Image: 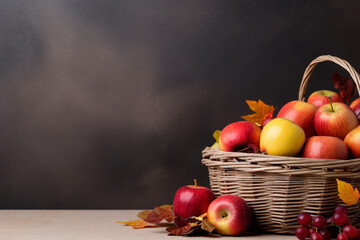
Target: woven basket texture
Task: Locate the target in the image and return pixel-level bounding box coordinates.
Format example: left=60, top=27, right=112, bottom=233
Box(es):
left=202, top=55, right=360, bottom=234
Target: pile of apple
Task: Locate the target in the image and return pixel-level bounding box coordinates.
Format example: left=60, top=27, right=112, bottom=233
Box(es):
left=220, top=90, right=360, bottom=159
left=173, top=180, right=251, bottom=236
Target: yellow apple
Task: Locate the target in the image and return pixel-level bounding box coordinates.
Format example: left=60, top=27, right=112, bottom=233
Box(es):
left=260, top=118, right=305, bottom=156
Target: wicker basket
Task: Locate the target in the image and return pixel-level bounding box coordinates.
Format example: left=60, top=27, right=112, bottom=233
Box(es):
left=202, top=55, right=360, bottom=234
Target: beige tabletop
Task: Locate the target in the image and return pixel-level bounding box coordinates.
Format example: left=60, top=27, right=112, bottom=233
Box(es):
left=0, top=210, right=295, bottom=239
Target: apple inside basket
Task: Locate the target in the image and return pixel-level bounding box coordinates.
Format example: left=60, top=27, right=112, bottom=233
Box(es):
left=202, top=55, right=360, bottom=234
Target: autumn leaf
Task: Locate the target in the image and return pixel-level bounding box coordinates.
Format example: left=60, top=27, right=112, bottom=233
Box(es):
left=211, top=130, right=221, bottom=149
left=119, top=204, right=174, bottom=229
left=241, top=100, right=275, bottom=126
left=137, top=210, right=152, bottom=219
left=332, top=72, right=356, bottom=104
left=117, top=219, right=158, bottom=229
left=337, top=179, right=360, bottom=206
left=201, top=219, right=215, bottom=233
left=159, top=204, right=172, bottom=209
left=145, top=206, right=175, bottom=224
left=191, top=213, right=208, bottom=221
left=166, top=224, right=192, bottom=236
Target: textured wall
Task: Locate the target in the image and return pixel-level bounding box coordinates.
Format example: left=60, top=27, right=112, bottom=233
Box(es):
left=1, top=0, right=360, bottom=208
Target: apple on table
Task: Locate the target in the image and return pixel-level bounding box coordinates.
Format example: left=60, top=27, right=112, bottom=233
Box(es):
left=207, top=195, right=251, bottom=236
left=172, top=179, right=214, bottom=227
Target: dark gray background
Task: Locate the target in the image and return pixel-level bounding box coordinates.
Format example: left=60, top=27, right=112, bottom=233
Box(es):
left=1, top=0, right=360, bottom=209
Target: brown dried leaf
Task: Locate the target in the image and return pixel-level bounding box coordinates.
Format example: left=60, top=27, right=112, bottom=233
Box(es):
left=191, top=213, right=208, bottom=221
left=145, top=206, right=175, bottom=224
left=201, top=219, right=215, bottom=233
left=117, top=219, right=158, bottom=229
left=137, top=210, right=152, bottom=220
left=332, top=72, right=356, bottom=103
left=166, top=224, right=192, bottom=236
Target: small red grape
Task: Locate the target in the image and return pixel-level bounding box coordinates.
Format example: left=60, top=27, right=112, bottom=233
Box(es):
left=309, top=228, right=316, bottom=235
left=343, top=225, right=358, bottom=239
left=326, top=216, right=333, bottom=225
left=333, top=212, right=349, bottom=226
left=320, top=229, right=332, bottom=240
left=313, top=216, right=326, bottom=228
left=311, top=232, right=324, bottom=240
left=337, top=233, right=349, bottom=240
left=298, top=212, right=313, bottom=226
left=334, top=205, right=348, bottom=215
left=295, top=226, right=309, bottom=240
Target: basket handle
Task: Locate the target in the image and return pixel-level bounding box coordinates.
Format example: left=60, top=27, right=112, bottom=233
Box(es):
left=298, top=55, right=360, bottom=101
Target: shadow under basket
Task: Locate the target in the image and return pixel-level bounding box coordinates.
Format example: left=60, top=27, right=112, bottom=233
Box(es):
left=202, top=147, right=360, bottom=234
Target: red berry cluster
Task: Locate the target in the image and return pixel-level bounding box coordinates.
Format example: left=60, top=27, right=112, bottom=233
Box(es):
left=296, top=206, right=360, bottom=240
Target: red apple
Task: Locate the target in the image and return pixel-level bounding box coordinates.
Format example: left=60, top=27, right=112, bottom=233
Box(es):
left=302, top=136, right=349, bottom=160
left=350, top=98, right=360, bottom=119
left=207, top=195, right=251, bottom=236
left=314, top=102, right=358, bottom=139
left=173, top=180, right=214, bottom=227
left=344, top=126, right=360, bottom=158
left=307, top=90, right=343, bottom=108
left=219, top=121, right=261, bottom=152
left=277, top=100, right=317, bottom=139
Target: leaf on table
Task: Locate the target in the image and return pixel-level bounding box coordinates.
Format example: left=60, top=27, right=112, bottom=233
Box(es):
left=332, top=72, right=356, bottom=103
left=337, top=178, right=360, bottom=206
left=145, top=206, right=175, bottom=224
left=200, top=219, right=215, bottom=233
left=211, top=130, right=221, bottom=149
left=241, top=100, right=275, bottom=126
left=117, top=219, right=158, bottom=229
left=191, top=213, right=208, bottom=221
left=166, top=224, right=193, bottom=236
left=119, top=204, right=174, bottom=229
left=137, top=210, right=152, bottom=220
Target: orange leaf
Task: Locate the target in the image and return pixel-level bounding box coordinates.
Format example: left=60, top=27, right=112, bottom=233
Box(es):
left=241, top=100, right=275, bottom=126
left=137, top=210, right=152, bottom=219
left=117, top=219, right=158, bottom=229
left=159, top=204, right=172, bottom=209
left=337, top=179, right=360, bottom=206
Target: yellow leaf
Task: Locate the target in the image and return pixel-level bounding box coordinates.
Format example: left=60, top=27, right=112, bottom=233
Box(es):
left=192, top=213, right=208, bottom=221
left=211, top=130, right=221, bottom=149
left=241, top=100, right=275, bottom=126
left=337, top=179, right=360, bottom=206
left=117, top=219, right=158, bottom=229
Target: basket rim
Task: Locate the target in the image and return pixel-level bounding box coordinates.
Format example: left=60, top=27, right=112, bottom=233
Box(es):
left=202, top=147, right=360, bottom=177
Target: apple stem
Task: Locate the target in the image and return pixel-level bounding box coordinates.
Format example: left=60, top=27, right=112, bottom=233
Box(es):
left=194, top=179, right=197, bottom=189
left=328, top=97, right=334, bottom=112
